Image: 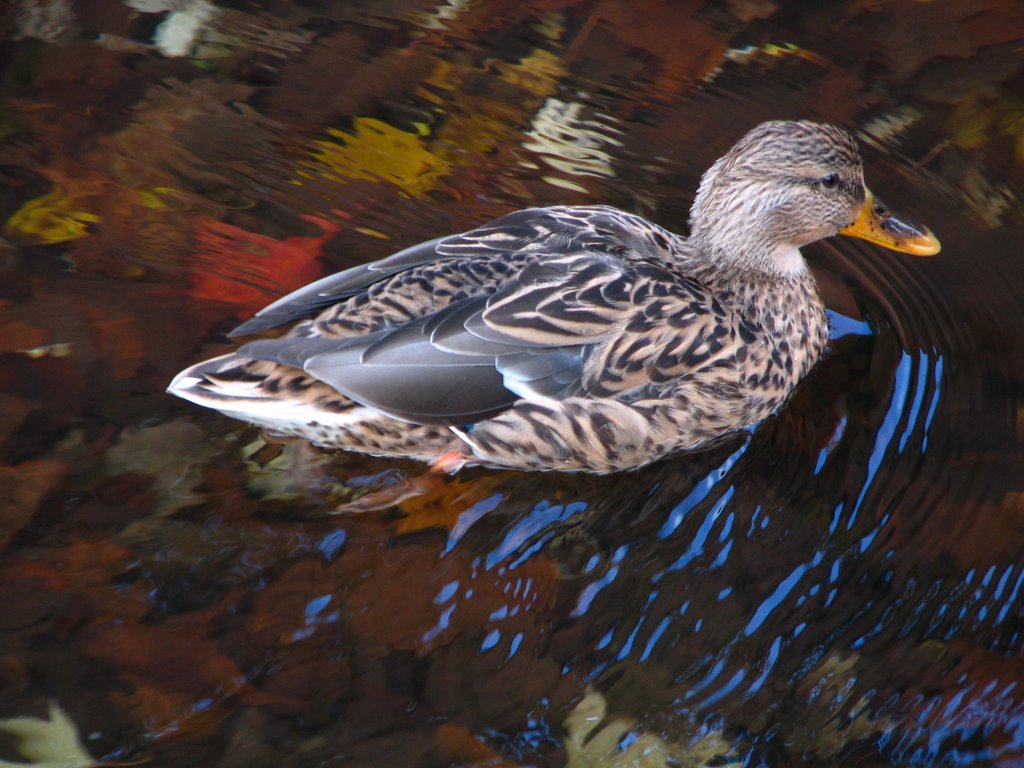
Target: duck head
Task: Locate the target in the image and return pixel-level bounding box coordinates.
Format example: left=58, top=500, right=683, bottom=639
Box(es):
left=688, top=120, right=940, bottom=276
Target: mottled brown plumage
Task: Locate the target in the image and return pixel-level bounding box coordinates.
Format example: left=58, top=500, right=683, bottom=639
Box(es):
left=168, top=121, right=939, bottom=473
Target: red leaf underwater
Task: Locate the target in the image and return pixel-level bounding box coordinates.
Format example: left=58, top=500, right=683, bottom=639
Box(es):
left=189, top=214, right=340, bottom=315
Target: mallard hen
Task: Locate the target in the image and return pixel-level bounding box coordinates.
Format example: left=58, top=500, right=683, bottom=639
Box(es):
left=168, top=120, right=939, bottom=473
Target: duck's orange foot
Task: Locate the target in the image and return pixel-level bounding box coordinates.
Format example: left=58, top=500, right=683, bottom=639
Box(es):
left=430, top=450, right=470, bottom=475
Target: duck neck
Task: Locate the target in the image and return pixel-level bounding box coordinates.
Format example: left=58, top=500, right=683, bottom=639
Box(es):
left=688, top=165, right=815, bottom=279
left=686, top=241, right=823, bottom=335
left=690, top=229, right=810, bottom=281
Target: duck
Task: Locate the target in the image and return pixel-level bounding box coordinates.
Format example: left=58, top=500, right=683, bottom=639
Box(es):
left=168, top=120, right=940, bottom=473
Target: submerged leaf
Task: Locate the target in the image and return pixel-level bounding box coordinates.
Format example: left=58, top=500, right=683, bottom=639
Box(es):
left=0, top=702, right=95, bottom=768
left=242, top=437, right=342, bottom=502
left=4, top=187, right=100, bottom=245
left=189, top=214, right=338, bottom=314
left=563, top=688, right=739, bottom=768
left=306, top=119, right=450, bottom=197
left=105, top=419, right=217, bottom=515
left=0, top=459, right=67, bottom=551
left=388, top=476, right=502, bottom=533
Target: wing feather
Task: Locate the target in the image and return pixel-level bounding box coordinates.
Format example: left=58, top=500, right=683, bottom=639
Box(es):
left=225, top=206, right=724, bottom=425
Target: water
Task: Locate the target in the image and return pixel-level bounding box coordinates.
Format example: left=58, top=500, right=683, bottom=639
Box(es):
left=1, top=1, right=1022, bottom=765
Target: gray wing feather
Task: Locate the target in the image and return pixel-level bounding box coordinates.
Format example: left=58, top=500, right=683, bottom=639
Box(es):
left=495, top=349, right=585, bottom=399
left=238, top=336, right=358, bottom=368
left=235, top=281, right=600, bottom=425
left=306, top=352, right=514, bottom=425
left=294, top=256, right=624, bottom=423
left=228, top=206, right=696, bottom=424
left=427, top=297, right=525, bottom=356
left=496, top=350, right=584, bottom=383
left=304, top=313, right=515, bottom=424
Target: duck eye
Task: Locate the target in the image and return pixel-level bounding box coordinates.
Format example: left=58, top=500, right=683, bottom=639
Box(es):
left=820, top=173, right=840, bottom=189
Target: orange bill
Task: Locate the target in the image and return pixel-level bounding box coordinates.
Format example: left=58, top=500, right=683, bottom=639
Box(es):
left=839, top=189, right=941, bottom=256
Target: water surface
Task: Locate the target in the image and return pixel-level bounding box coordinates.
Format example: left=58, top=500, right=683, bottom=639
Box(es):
left=1, top=1, right=1023, bottom=766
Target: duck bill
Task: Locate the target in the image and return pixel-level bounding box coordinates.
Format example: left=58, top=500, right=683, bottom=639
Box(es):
left=839, top=189, right=941, bottom=256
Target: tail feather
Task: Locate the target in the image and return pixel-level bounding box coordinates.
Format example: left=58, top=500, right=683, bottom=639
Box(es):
left=167, top=353, right=468, bottom=462
left=167, top=353, right=367, bottom=432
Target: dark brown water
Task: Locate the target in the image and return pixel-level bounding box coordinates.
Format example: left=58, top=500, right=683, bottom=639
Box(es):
left=1, top=1, right=1023, bottom=766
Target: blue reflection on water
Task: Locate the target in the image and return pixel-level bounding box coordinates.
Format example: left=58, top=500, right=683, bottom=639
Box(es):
left=746, top=635, right=782, bottom=697
left=445, top=493, right=505, bottom=553
left=616, top=590, right=659, bottom=661
left=421, top=603, right=456, bottom=644
left=657, top=439, right=749, bottom=540
left=702, top=667, right=746, bottom=708
left=639, top=615, right=673, bottom=663
left=435, top=579, right=460, bottom=604
left=573, top=545, right=629, bottom=618
left=484, top=315, right=975, bottom=762
left=899, top=353, right=930, bottom=452
left=828, top=310, right=872, bottom=339
left=997, top=568, right=1024, bottom=625
left=658, top=486, right=736, bottom=580
left=743, top=550, right=825, bottom=638
left=481, top=628, right=500, bottom=651
left=922, top=355, right=944, bottom=452
left=317, top=529, right=346, bottom=559
left=848, top=351, right=912, bottom=530
left=486, top=499, right=587, bottom=570
left=507, top=632, right=524, bottom=660
left=890, top=682, right=1024, bottom=767
left=844, top=349, right=944, bottom=534
left=305, top=594, right=332, bottom=620
left=814, top=414, right=847, bottom=475
left=686, top=657, right=726, bottom=700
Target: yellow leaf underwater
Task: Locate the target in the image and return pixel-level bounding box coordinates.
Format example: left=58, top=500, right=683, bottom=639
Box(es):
left=949, top=95, right=1024, bottom=159
left=301, top=118, right=450, bottom=198
left=305, top=118, right=450, bottom=197
left=5, top=187, right=100, bottom=245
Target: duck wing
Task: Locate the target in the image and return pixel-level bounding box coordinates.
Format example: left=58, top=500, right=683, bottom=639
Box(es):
left=229, top=205, right=679, bottom=337
left=238, top=251, right=650, bottom=426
